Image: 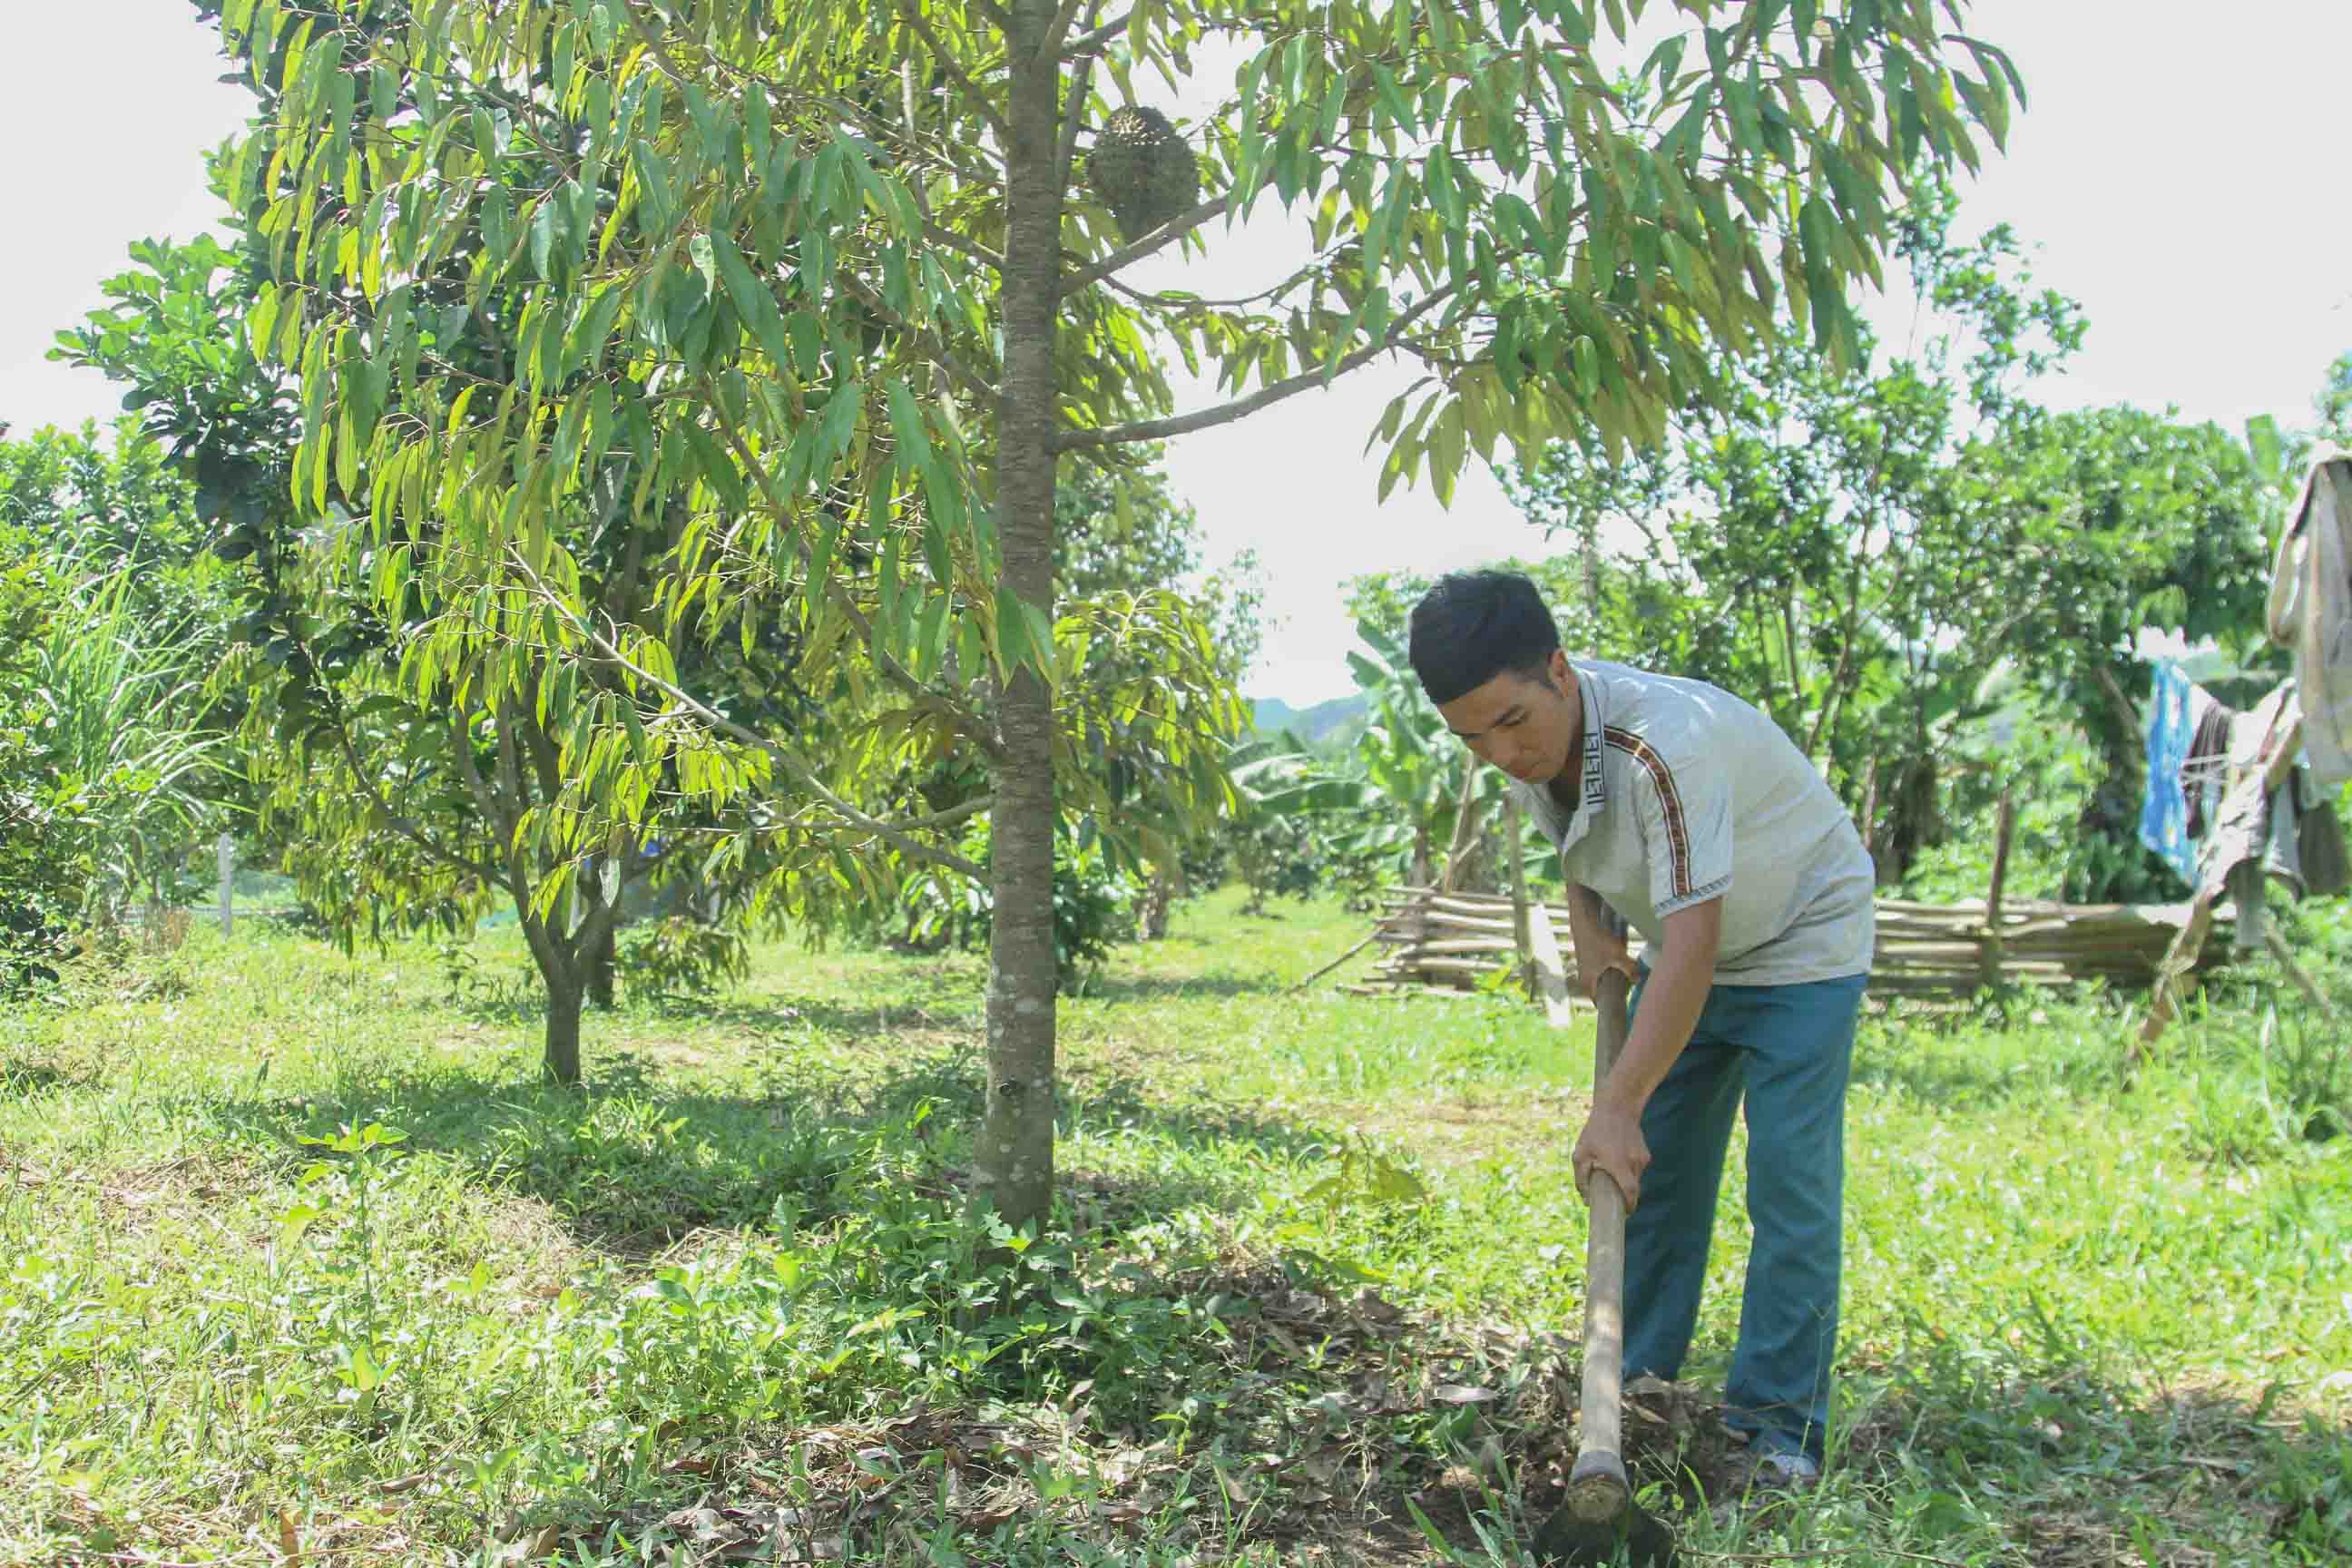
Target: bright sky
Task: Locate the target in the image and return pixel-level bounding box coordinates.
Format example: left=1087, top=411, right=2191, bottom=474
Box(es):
left=5, top=3, right=2348, bottom=702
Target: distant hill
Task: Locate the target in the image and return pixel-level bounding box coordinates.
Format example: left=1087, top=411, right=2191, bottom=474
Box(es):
left=1251, top=692, right=1369, bottom=748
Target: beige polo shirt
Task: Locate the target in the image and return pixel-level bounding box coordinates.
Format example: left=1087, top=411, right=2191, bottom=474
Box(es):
left=1511, top=660, right=1875, bottom=985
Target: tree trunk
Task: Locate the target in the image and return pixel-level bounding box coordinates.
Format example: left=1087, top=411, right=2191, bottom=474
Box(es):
left=1781, top=593, right=1805, bottom=699
left=1142, top=864, right=1180, bottom=939
left=974, top=0, right=1063, bottom=1238
left=543, top=969, right=584, bottom=1088
left=1580, top=518, right=1602, bottom=628
left=2073, top=662, right=2151, bottom=901
left=1438, top=751, right=1484, bottom=894
left=1877, top=753, right=1941, bottom=888
left=586, top=921, right=617, bottom=1010
left=518, top=908, right=587, bottom=1086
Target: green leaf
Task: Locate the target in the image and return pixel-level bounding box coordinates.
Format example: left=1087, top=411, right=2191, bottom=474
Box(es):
left=818, top=381, right=863, bottom=466
left=336, top=402, right=359, bottom=503
left=885, top=380, right=932, bottom=481
left=710, top=231, right=791, bottom=368
left=913, top=591, right=950, bottom=681
left=683, top=421, right=747, bottom=514
left=2246, top=415, right=2285, bottom=489
left=249, top=285, right=283, bottom=362
left=531, top=195, right=561, bottom=281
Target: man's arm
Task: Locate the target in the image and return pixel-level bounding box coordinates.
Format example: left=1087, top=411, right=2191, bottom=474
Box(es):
left=1563, top=881, right=1639, bottom=1001
left=1571, top=895, right=1722, bottom=1210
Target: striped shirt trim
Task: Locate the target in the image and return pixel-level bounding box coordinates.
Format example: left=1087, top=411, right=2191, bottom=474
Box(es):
left=1605, top=726, right=1692, bottom=900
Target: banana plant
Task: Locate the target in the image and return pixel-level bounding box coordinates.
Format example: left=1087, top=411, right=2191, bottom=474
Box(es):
left=1237, top=620, right=1553, bottom=896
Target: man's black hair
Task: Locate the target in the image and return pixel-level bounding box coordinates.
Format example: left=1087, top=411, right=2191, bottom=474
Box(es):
left=1407, top=571, right=1562, bottom=705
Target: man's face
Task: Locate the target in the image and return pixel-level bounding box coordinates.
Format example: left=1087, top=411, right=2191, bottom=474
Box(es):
left=1434, top=650, right=1578, bottom=786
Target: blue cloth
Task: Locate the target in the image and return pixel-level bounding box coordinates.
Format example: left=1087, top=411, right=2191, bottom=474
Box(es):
left=1620, top=968, right=1868, bottom=1465
left=2139, top=661, right=2199, bottom=886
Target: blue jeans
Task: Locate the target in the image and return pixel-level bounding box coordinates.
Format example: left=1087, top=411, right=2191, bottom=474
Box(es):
left=1620, top=969, right=1867, bottom=1464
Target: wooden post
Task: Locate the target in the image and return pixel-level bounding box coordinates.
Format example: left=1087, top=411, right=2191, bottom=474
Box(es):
left=1981, top=789, right=2015, bottom=990
left=1857, top=756, right=1881, bottom=862
left=1505, top=795, right=1534, bottom=1000
left=2132, top=894, right=2216, bottom=1070
left=2265, top=928, right=2340, bottom=1024
left=217, top=833, right=234, bottom=938
left=1438, top=750, right=1484, bottom=894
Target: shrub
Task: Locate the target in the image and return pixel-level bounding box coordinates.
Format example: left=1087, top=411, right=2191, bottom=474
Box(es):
left=900, top=815, right=1142, bottom=990
left=619, top=916, right=752, bottom=999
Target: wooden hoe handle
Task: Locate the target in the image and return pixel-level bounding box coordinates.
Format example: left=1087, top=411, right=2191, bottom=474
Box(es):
left=1570, top=966, right=1634, bottom=1520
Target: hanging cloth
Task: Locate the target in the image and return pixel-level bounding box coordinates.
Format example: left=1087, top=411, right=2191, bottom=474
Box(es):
left=2269, top=450, right=2352, bottom=789
left=2182, top=684, right=2235, bottom=838
left=2140, top=660, right=2199, bottom=885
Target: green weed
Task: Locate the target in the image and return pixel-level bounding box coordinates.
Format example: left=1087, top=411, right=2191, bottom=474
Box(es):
left=0, top=887, right=2346, bottom=1564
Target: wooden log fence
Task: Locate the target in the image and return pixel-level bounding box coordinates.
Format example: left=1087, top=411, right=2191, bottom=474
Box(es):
left=1346, top=886, right=2225, bottom=1004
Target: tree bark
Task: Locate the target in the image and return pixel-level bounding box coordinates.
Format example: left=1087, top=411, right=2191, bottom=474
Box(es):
left=1579, top=517, right=1602, bottom=627
left=1142, top=863, right=1180, bottom=939
left=586, top=919, right=617, bottom=1010
left=543, top=967, right=584, bottom=1088
left=1438, top=750, right=1483, bottom=893
left=973, top=0, right=1064, bottom=1238
left=1781, top=593, right=1805, bottom=699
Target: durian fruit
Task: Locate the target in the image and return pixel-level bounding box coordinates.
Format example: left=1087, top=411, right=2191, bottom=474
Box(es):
left=1085, top=105, right=1200, bottom=242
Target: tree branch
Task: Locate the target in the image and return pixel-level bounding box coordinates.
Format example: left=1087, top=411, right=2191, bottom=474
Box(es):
left=695, top=393, right=1010, bottom=767
left=322, top=710, right=505, bottom=888
left=622, top=0, right=701, bottom=93
left=493, top=696, right=529, bottom=818
left=902, top=796, right=995, bottom=833
left=1096, top=244, right=1343, bottom=312
left=820, top=90, right=1004, bottom=190
left=834, top=270, right=1001, bottom=413
left=1057, top=281, right=1466, bottom=452
left=1062, top=194, right=1233, bottom=294
left=574, top=826, right=634, bottom=958
left=518, top=696, right=564, bottom=802
left=1061, top=9, right=1132, bottom=57
left=922, top=221, right=1004, bottom=275
left=1043, top=0, right=1093, bottom=60
left=509, top=554, right=987, bottom=882
left=447, top=710, right=524, bottom=906
left=900, top=0, right=1013, bottom=147
left=824, top=583, right=1013, bottom=766
left=1054, top=52, right=1094, bottom=203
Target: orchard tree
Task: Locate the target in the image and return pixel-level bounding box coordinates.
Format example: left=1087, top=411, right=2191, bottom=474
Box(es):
left=1947, top=408, right=2272, bottom=897
left=1503, top=183, right=2274, bottom=896
left=61, top=220, right=819, bottom=1078
left=211, top=0, right=2019, bottom=1230
left=1502, top=185, right=2059, bottom=878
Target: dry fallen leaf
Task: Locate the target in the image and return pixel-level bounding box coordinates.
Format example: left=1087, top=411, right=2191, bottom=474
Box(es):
left=1430, top=1383, right=1498, bottom=1405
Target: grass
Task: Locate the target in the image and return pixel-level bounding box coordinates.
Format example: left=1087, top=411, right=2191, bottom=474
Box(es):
left=2, top=887, right=2348, bottom=1565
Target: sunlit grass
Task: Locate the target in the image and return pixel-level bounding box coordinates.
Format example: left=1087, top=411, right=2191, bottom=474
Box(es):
left=1, top=887, right=2347, bottom=1563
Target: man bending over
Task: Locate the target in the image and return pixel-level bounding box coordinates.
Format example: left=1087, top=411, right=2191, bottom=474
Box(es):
left=1407, top=570, right=1874, bottom=1485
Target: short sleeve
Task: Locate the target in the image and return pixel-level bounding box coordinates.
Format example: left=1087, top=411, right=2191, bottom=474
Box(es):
left=1611, top=728, right=1732, bottom=916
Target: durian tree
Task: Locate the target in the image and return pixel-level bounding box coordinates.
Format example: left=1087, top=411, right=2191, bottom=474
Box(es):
left=211, top=0, right=2019, bottom=1230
